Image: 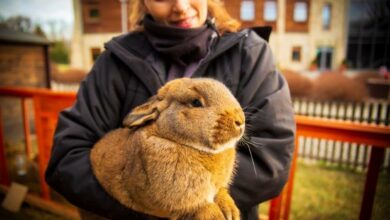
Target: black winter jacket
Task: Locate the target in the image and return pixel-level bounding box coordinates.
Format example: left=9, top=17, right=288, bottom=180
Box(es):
left=45, top=29, right=296, bottom=220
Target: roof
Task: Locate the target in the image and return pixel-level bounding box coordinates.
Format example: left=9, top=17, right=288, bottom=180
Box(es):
left=0, top=28, right=50, bottom=45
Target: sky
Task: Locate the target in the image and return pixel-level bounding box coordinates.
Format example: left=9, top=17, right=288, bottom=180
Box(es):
left=0, top=0, right=74, bottom=40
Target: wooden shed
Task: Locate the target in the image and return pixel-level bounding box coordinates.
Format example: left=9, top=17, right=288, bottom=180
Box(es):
left=0, top=28, right=51, bottom=88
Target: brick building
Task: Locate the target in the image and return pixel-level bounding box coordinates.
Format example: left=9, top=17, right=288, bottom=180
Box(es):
left=0, top=28, right=51, bottom=88
left=71, top=0, right=349, bottom=72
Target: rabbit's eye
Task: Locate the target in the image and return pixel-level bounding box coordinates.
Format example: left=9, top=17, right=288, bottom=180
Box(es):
left=190, top=99, right=203, bottom=108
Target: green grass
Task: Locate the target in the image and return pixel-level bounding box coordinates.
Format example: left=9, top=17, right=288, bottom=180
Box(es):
left=259, top=161, right=390, bottom=220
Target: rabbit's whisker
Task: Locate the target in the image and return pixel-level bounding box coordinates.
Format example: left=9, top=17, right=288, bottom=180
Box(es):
left=246, top=138, right=263, bottom=146
left=241, top=135, right=262, bottom=148
left=242, top=105, right=258, bottom=111
left=239, top=140, right=258, bottom=177
left=244, top=111, right=257, bottom=114
left=244, top=124, right=255, bottom=129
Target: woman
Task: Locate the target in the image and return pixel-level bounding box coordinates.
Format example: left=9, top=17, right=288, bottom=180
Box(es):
left=45, top=0, right=295, bottom=219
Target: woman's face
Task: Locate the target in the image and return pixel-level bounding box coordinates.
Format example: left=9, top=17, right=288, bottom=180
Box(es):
left=143, top=0, right=208, bottom=29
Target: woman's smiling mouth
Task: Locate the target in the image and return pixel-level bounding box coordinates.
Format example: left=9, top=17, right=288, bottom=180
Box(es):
left=171, top=16, right=196, bottom=28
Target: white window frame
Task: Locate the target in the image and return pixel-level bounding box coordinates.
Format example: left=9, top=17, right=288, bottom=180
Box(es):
left=264, top=0, right=277, bottom=22
left=294, top=2, right=308, bottom=22
left=322, top=3, right=331, bottom=30
left=241, top=0, right=255, bottom=21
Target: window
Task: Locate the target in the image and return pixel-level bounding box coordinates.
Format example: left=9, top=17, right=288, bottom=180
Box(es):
left=264, top=0, right=277, bottom=22
left=347, top=0, right=390, bottom=69
left=322, top=3, right=331, bottom=30
left=241, top=0, right=255, bottom=21
left=91, top=48, right=101, bottom=62
left=316, top=47, right=333, bottom=70
left=89, top=8, right=100, bottom=19
left=85, top=4, right=100, bottom=22
left=294, top=2, right=308, bottom=22
left=292, top=46, right=301, bottom=62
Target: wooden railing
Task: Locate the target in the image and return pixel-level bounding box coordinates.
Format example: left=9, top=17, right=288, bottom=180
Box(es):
left=0, top=87, right=75, bottom=201
left=0, top=87, right=389, bottom=220
left=292, top=98, right=390, bottom=170
left=272, top=116, right=390, bottom=220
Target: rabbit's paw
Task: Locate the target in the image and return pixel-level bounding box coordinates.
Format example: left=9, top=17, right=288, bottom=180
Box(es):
left=214, top=188, right=240, bottom=220
left=175, top=203, right=225, bottom=220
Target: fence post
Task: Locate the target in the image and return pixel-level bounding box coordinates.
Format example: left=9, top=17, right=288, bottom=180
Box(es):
left=359, top=147, right=385, bottom=220
left=269, top=192, right=283, bottom=220
left=0, top=108, right=10, bottom=186
left=282, top=132, right=300, bottom=220
left=21, top=98, right=33, bottom=160
left=32, top=95, right=52, bottom=200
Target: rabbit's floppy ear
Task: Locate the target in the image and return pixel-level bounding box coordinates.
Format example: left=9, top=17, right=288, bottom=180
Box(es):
left=123, top=96, right=167, bottom=128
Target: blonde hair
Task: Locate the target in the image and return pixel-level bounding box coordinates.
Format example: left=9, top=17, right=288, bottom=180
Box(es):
left=129, top=0, right=241, bottom=34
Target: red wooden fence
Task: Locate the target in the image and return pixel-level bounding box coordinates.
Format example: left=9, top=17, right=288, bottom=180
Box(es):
left=0, top=87, right=389, bottom=220
left=0, top=87, right=75, bottom=199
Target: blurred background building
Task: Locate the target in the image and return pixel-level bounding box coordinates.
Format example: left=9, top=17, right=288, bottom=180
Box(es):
left=0, top=29, right=51, bottom=88
left=70, top=0, right=389, bottom=73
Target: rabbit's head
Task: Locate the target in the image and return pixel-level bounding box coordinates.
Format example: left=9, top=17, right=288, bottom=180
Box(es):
left=123, top=78, right=245, bottom=154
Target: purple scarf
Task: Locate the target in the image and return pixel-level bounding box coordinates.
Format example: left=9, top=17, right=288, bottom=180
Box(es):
left=143, top=15, right=214, bottom=67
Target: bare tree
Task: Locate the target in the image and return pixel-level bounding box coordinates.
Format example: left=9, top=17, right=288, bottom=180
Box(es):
left=0, top=15, right=33, bottom=32
left=34, top=25, right=47, bottom=38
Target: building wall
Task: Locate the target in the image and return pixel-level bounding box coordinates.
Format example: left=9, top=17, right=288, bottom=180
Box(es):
left=71, top=0, right=348, bottom=72
left=81, top=33, right=118, bottom=70
left=225, top=0, right=277, bottom=31
left=72, top=0, right=120, bottom=70
left=0, top=44, right=47, bottom=87
left=285, top=0, right=310, bottom=32
left=308, top=0, right=348, bottom=69
left=82, top=0, right=122, bottom=34
left=274, top=33, right=311, bottom=71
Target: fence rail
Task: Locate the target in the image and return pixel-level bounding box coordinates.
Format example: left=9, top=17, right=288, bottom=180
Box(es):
left=292, top=98, right=390, bottom=171
left=288, top=116, right=390, bottom=220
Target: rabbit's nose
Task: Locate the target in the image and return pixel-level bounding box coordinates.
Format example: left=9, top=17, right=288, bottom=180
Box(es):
left=230, top=108, right=245, bottom=128
left=234, top=118, right=245, bottom=135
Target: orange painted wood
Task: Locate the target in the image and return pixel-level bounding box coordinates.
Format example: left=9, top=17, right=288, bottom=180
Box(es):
left=359, top=147, right=385, bottom=220
left=290, top=116, right=390, bottom=220
left=0, top=108, right=10, bottom=186
left=269, top=192, right=283, bottom=220
left=32, top=94, right=75, bottom=199
left=295, top=116, right=390, bottom=147
left=281, top=132, right=301, bottom=220
left=0, top=87, right=76, bottom=199
left=0, top=87, right=76, bottom=99
left=21, top=98, right=33, bottom=160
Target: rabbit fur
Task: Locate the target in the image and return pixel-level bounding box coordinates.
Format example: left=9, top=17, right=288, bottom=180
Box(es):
left=90, top=78, right=245, bottom=220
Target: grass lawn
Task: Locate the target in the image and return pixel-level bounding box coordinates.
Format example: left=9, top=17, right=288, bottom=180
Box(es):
left=259, top=161, right=390, bottom=220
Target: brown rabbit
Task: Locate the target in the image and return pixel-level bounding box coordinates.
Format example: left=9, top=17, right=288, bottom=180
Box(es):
left=90, top=78, right=245, bottom=220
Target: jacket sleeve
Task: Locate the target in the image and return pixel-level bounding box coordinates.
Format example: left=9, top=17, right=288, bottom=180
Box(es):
left=45, top=51, right=156, bottom=219
left=230, top=31, right=296, bottom=210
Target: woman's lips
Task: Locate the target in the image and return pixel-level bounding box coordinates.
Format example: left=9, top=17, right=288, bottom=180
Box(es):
left=171, top=16, right=195, bottom=28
